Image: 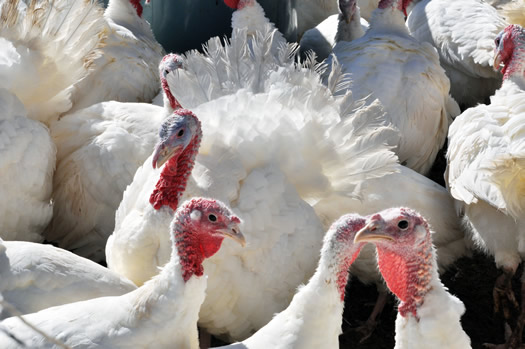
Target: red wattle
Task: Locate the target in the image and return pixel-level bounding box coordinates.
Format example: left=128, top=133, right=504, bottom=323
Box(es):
left=129, top=0, right=143, bottom=18
left=149, top=111, right=202, bottom=211
left=377, top=249, right=410, bottom=305
left=224, top=0, right=240, bottom=9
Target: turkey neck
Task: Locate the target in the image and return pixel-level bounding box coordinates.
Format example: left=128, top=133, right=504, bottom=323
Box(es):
left=370, top=0, right=410, bottom=35
left=335, top=3, right=365, bottom=43
left=127, top=215, right=208, bottom=340
left=161, top=78, right=182, bottom=113
left=149, top=121, right=202, bottom=211
left=376, top=233, right=435, bottom=319
left=277, top=240, right=364, bottom=342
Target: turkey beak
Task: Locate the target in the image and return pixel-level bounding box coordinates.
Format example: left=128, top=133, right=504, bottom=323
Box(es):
left=152, top=142, right=183, bottom=169
left=354, top=220, right=394, bottom=244
left=493, top=52, right=503, bottom=71
left=218, top=222, right=246, bottom=247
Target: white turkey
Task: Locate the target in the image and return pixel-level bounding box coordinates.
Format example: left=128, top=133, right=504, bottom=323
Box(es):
left=45, top=53, right=183, bottom=261
left=0, top=89, right=54, bottom=242
left=223, top=0, right=288, bottom=57
left=326, top=0, right=460, bottom=175
left=300, top=0, right=368, bottom=62
left=0, top=0, right=106, bottom=125
left=446, top=24, right=525, bottom=348
left=406, top=0, right=507, bottom=108
left=293, top=0, right=378, bottom=38
left=0, top=0, right=106, bottom=240
left=354, top=207, right=472, bottom=349
left=68, top=0, right=165, bottom=113
left=0, top=198, right=244, bottom=349
left=0, top=238, right=136, bottom=320
left=215, top=214, right=370, bottom=349
left=106, top=24, right=399, bottom=341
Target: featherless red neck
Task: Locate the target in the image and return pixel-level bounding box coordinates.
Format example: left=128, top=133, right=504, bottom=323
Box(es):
left=328, top=215, right=367, bottom=301
left=149, top=110, right=202, bottom=211
left=159, top=53, right=184, bottom=111
left=129, top=0, right=146, bottom=18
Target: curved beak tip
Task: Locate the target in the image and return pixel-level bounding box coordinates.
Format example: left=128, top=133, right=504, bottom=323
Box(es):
left=353, top=221, right=394, bottom=244
left=493, top=53, right=503, bottom=71
left=219, top=225, right=246, bottom=247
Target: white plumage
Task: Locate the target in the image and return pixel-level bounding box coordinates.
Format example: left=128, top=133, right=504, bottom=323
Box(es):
left=0, top=198, right=243, bottom=349
left=44, top=54, right=182, bottom=261
left=446, top=24, right=525, bottom=347
left=68, top=0, right=165, bottom=112
left=0, top=89, right=54, bottom=242
left=106, top=25, right=399, bottom=341
left=407, top=0, right=507, bottom=108
left=326, top=0, right=459, bottom=175
left=0, top=238, right=136, bottom=320
left=0, top=0, right=106, bottom=125
left=0, top=0, right=105, bottom=241
left=447, top=49, right=525, bottom=271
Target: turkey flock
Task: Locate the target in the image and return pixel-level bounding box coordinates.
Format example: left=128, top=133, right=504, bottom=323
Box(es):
left=0, top=0, right=524, bottom=348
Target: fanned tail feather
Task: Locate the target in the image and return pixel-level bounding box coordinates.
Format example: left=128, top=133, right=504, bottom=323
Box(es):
left=168, top=24, right=298, bottom=109
left=0, top=0, right=106, bottom=124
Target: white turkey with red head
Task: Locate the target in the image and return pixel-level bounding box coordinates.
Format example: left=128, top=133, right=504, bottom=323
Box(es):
left=446, top=24, right=525, bottom=349
left=354, top=208, right=472, bottom=349
left=46, top=53, right=184, bottom=261
left=0, top=198, right=244, bottom=349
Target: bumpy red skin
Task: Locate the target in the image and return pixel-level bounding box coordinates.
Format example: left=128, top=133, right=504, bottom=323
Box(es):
left=149, top=110, right=202, bottom=211
left=173, top=198, right=241, bottom=282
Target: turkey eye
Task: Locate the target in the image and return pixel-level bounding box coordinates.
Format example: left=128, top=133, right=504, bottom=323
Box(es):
left=208, top=214, right=217, bottom=222
left=177, top=129, right=184, bottom=137
left=398, top=220, right=409, bottom=230
left=495, top=38, right=500, bottom=46
left=164, top=69, right=170, bottom=76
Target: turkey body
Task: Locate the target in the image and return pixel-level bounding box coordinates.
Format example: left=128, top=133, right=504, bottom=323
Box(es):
left=447, top=78, right=525, bottom=271
left=47, top=102, right=167, bottom=259
left=326, top=5, right=459, bottom=175
left=68, top=0, right=165, bottom=112
left=0, top=239, right=136, bottom=320
left=0, top=89, right=54, bottom=242
left=407, top=0, right=506, bottom=108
